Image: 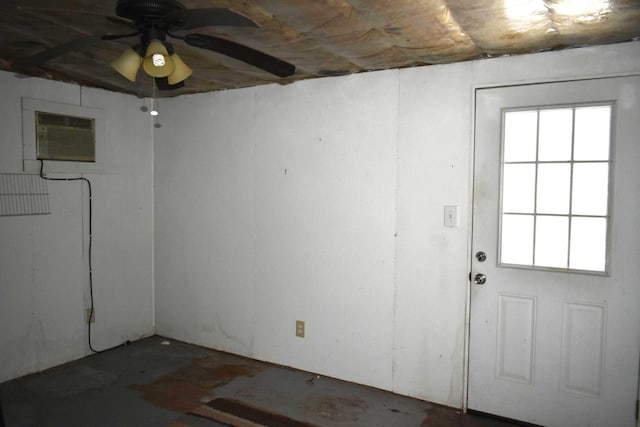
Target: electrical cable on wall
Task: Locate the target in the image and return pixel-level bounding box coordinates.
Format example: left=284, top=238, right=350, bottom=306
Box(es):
left=39, top=160, right=124, bottom=354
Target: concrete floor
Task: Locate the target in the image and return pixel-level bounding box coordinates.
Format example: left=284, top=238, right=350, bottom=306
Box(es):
left=0, top=336, right=519, bottom=427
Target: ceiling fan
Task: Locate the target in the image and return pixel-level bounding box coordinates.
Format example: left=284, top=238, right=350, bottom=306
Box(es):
left=12, top=0, right=296, bottom=90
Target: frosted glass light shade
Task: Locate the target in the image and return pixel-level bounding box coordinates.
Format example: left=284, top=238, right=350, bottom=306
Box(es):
left=110, top=48, right=142, bottom=82
left=167, top=53, right=192, bottom=85
left=143, top=40, right=174, bottom=77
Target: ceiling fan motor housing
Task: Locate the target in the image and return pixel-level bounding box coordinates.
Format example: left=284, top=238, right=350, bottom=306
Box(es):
left=116, top=0, right=185, bottom=22
left=116, top=0, right=185, bottom=50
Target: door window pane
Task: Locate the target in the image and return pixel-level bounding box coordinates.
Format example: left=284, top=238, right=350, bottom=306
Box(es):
left=503, top=164, right=535, bottom=213
left=504, top=111, right=538, bottom=162
left=539, top=108, right=573, bottom=161
left=570, top=217, right=607, bottom=272
left=537, top=163, right=570, bottom=214
left=499, top=103, right=612, bottom=273
left=574, top=106, right=611, bottom=161
left=572, top=163, right=609, bottom=216
left=535, top=216, right=569, bottom=268
left=501, top=214, right=534, bottom=265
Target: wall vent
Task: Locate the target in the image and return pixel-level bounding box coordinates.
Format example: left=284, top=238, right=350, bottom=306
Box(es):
left=35, top=111, right=96, bottom=163
left=0, top=173, right=50, bottom=216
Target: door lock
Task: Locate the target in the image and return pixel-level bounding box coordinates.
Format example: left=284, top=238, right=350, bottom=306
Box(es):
left=474, top=273, right=487, bottom=285
left=476, top=251, right=487, bottom=262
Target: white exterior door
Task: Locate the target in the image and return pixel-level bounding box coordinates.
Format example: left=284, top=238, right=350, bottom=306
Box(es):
left=468, top=76, right=640, bottom=427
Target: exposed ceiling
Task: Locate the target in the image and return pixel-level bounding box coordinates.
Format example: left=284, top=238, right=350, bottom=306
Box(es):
left=1, top=0, right=639, bottom=98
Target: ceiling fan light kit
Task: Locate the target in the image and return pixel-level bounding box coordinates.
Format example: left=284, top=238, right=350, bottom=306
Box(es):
left=111, top=37, right=192, bottom=85
left=141, top=40, right=174, bottom=78
left=110, top=48, right=143, bottom=82
left=167, top=53, right=192, bottom=85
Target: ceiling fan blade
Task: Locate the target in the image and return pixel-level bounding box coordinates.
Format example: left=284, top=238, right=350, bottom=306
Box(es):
left=106, top=16, right=137, bottom=30
left=12, top=35, right=104, bottom=71
left=16, top=2, right=111, bottom=16
left=11, top=32, right=139, bottom=72
left=184, top=34, right=295, bottom=78
left=15, top=4, right=138, bottom=32
left=164, top=8, right=259, bottom=30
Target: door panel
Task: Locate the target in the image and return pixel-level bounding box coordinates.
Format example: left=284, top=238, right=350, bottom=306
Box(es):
left=469, top=76, right=640, bottom=427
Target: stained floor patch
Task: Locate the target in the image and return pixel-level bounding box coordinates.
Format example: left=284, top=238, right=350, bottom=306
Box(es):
left=129, top=358, right=260, bottom=413
left=304, top=396, right=368, bottom=423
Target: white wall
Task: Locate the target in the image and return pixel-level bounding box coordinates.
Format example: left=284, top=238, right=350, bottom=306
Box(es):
left=153, top=40, right=640, bottom=408
left=393, top=60, right=473, bottom=403
left=252, top=73, right=399, bottom=388
left=154, top=71, right=399, bottom=392
left=0, top=73, right=155, bottom=382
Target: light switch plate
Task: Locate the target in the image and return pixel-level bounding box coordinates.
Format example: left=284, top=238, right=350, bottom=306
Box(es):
left=444, top=205, right=458, bottom=228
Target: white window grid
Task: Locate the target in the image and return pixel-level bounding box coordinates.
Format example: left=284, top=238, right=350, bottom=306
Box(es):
left=498, top=102, right=614, bottom=275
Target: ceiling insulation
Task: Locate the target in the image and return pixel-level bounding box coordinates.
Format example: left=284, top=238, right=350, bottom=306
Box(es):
left=0, top=0, right=638, bottom=97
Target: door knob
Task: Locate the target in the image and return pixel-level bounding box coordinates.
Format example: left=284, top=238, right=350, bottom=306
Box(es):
left=474, top=273, right=486, bottom=285
left=476, top=251, right=487, bottom=262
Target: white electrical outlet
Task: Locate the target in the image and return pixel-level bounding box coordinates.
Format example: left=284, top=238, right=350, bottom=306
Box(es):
left=86, top=308, right=95, bottom=324
left=296, top=320, right=305, bottom=338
